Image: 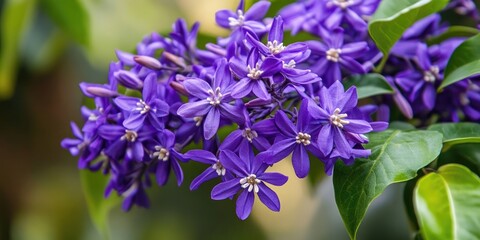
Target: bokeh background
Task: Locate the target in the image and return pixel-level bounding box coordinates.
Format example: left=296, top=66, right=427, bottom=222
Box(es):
left=0, top=0, right=412, bottom=239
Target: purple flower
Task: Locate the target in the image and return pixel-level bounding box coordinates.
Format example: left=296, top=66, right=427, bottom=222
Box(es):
left=394, top=41, right=460, bottom=112
left=98, top=124, right=155, bottom=161
left=279, top=0, right=325, bottom=35
left=184, top=149, right=233, bottom=190
left=229, top=48, right=282, bottom=100
left=114, top=73, right=170, bottom=130
left=215, top=0, right=270, bottom=46
left=211, top=147, right=288, bottom=220
left=307, top=81, right=373, bottom=159
left=147, top=130, right=185, bottom=186
left=307, top=28, right=367, bottom=86
left=61, top=122, right=104, bottom=169
left=177, top=59, right=245, bottom=139
left=246, top=16, right=309, bottom=61
left=219, top=113, right=272, bottom=152
left=323, top=0, right=380, bottom=31
left=263, top=99, right=323, bottom=178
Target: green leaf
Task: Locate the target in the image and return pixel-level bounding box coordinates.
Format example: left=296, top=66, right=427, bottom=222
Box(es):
left=439, top=33, right=480, bottom=90
left=333, top=130, right=443, bottom=240
left=369, top=0, right=449, bottom=71
left=81, top=170, right=121, bottom=239
left=414, top=164, right=480, bottom=240
left=0, top=0, right=37, bottom=99
left=343, top=73, right=394, bottom=99
left=40, top=0, right=89, bottom=46
left=438, top=144, right=480, bottom=176
left=427, top=122, right=480, bottom=150
left=426, top=26, right=479, bottom=45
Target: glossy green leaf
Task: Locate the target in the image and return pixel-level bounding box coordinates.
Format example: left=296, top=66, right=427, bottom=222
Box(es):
left=0, top=0, right=37, bottom=99
left=427, top=122, right=480, bottom=150
left=414, top=164, right=480, bottom=240
left=369, top=0, right=449, bottom=70
left=40, top=0, right=89, bottom=46
left=343, top=73, right=394, bottom=99
left=81, top=170, right=121, bottom=239
left=439, top=33, right=480, bottom=90
left=333, top=130, right=443, bottom=240
left=426, top=26, right=479, bottom=45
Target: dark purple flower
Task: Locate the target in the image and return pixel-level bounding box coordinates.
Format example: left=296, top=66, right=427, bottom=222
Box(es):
left=147, top=130, right=185, bottom=186
left=219, top=112, right=272, bottom=152
left=263, top=99, right=324, bottom=178
left=177, top=59, right=245, bottom=139
left=61, top=122, right=104, bottom=169
left=98, top=124, right=155, bottom=161
left=229, top=48, right=282, bottom=100
left=323, top=0, right=380, bottom=31
left=114, top=73, right=169, bottom=130
left=211, top=147, right=288, bottom=220
left=184, top=149, right=233, bottom=190
left=307, top=28, right=367, bottom=86
left=307, top=81, right=373, bottom=159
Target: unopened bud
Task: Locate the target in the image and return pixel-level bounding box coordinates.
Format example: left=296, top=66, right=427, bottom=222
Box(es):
left=170, top=81, right=189, bottom=95
left=114, top=70, right=143, bottom=89
left=134, top=55, right=162, bottom=70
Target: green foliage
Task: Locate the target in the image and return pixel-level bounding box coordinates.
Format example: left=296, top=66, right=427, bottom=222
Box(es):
left=81, top=170, right=121, bottom=239
left=439, top=33, right=480, bottom=90
left=333, top=130, right=443, bottom=240
left=343, top=73, right=394, bottom=99
left=0, top=0, right=37, bottom=99
left=368, top=0, right=449, bottom=71
left=414, top=164, right=480, bottom=240
left=426, top=26, right=479, bottom=45
left=40, top=0, right=90, bottom=46
left=428, top=122, right=480, bottom=150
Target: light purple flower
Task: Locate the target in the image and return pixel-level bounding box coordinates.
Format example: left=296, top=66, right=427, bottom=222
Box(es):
left=184, top=149, right=234, bottom=190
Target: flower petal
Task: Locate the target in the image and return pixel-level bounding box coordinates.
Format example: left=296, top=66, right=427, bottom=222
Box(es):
left=190, top=168, right=218, bottom=190
left=177, top=100, right=211, bottom=118
left=211, top=178, right=242, bottom=200
left=236, top=190, right=255, bottom=220
left=257, top=183, right=280, bottom=212
left=292, top=145, right=310, bottom=178
left=259, top=172, right=288, bottom=186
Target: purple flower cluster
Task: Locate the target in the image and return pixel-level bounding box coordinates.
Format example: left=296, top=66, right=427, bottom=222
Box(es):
left=62, top=0, right=405, bottom=219
left=383, top=12, right=480, bottom=122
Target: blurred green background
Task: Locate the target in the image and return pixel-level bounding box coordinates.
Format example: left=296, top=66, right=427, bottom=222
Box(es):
left=0, top=0, right=412, bottom=239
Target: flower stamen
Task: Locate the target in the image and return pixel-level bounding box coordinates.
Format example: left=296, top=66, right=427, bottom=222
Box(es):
left=206, top=87, right=223, bottom=106
left=295, top=132, right=311, bottom=146
left=330, top=108, right=349, bottom=128
left=267, top=40, right=286, bottom=54
left=212, top=161, right=226, bottom=176
left=326, top=48, right=342, bottom=62
left=121, top=130, right=138, bottom=142
left=153, top=146, right=169, bottom=161
left=239, top=174, right=261, bottom=193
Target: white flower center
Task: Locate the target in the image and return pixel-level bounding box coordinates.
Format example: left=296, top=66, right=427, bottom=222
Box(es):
left=247, top=63, right=264, bottom=80
left=228, top=10, right=245, bottom=28
left=296, top=132, right=311, bottom=146
left=153, top=146, right=169, bottom=161
left=121, top=130, right=138, bottom=142
left=330, top=108, right=349, bottom=128
left=242, top=128, right=258, bottom=143
left=135, top=99, right=151, bottom=114
left=283, top=60, right=296, bottom=69
left=212, top=161, right=226, bottom=176
left=240, top=174, right=261, bottom=193
left=206, top=87, right=223, bottom=106
left=267, top=40, right=286, bottom=54
left=331, top=0, right=354, bottom=9
left=326, top=48, right=342, bottom=62
left=423, top=65, right=440, bottom=83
